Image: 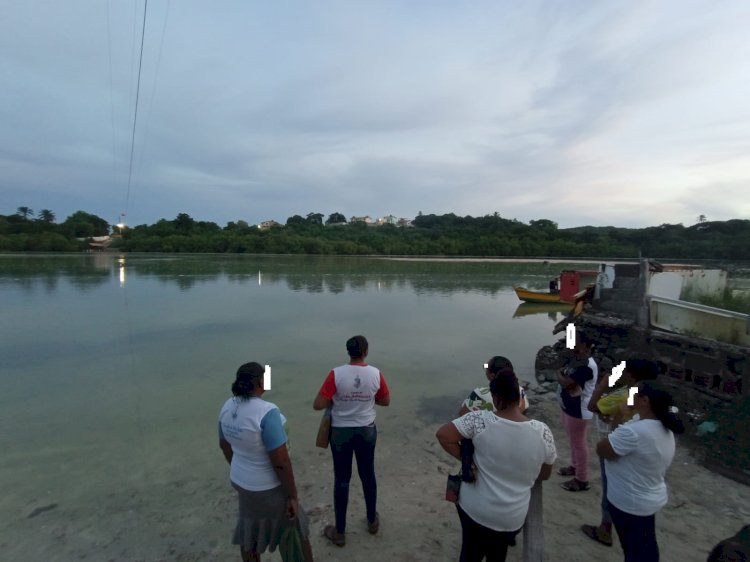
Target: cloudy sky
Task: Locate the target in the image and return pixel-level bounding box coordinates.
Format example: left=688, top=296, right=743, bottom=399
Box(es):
left=2, top=1, right=749, bottom=228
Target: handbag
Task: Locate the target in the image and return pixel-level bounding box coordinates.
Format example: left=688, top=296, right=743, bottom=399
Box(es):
left=315, top=408, right=332, bottom=449
left=445, top=474, right=461, bottom=503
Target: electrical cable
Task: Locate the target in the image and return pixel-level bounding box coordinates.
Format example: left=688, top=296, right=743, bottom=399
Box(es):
left=124, top=0, right=149, bottom=222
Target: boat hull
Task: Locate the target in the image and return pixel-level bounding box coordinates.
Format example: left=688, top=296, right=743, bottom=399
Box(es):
left=514, top=286, right=567, bottom=303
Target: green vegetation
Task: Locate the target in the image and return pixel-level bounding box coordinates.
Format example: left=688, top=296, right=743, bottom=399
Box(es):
left=2, top=208, right=750, bottom=260
left=687, top=288, right=750, bottom=314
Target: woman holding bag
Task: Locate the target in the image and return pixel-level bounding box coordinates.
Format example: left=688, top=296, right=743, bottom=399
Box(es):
left=218, top=362, right=314, bottom=562
left=313, top=335, right=390, bottom=547
left=437, top=370, right=556, bottom=562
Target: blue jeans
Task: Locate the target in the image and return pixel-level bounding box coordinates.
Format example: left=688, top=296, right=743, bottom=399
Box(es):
left=330, top=425, right=377, bottom=533
left=609, top=503, right=659, bottom=562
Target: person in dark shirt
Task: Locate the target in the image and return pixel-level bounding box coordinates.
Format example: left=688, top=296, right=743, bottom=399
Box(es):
left=556, top=362, right=595, bottom=491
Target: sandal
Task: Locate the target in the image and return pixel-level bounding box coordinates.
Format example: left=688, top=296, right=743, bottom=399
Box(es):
left=367, top=512, right=379, bottom=535
left=581, top=524, right=613, bottom=546
left=561, top=478, right=590, bottom=492
left=323, top=524, right=345, bottom=547
left=556, top=465, right=575, bottom=476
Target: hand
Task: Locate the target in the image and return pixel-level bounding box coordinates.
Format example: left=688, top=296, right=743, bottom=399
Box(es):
left=285, top=497, right=299, bottom=520
left=588, top=402, right=600, bottom=414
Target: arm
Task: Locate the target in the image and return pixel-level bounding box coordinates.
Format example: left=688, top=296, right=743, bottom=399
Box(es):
left=268, top=444, right=299, bottom=519
left=219, top=438, right=233, bottom=464
left=313, top=371, right=336, bottom=410
left=587, top=373, right=610, bottom=413
left=457, top=404, right=470, bottom=417
left=596, top=437, right=619, bottom=460
left=313, top=393, right=332, bottom=411
left=536, top=463, right=553, bottom=482
left=556, top=370, right=577, bottom=389
left=436, top=422, right=463, bottom=461
left=374, top=372, right=390, bottom=406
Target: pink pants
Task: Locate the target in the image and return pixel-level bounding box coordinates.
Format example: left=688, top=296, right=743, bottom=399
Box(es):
left=561, top=411, right=590, bottom=481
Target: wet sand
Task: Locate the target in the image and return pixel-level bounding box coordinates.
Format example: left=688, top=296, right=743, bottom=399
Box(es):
left=7, top=392, right=749, bottom=561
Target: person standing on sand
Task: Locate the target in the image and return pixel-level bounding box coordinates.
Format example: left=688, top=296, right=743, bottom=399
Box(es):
left=596, top=381, right=685, bottom=562
left=457, top=357, right=542, bottom=562
left=556, top=331, right=598, bottom=492
left=581, top=358, right=659, bottom=547
left=313, top=335, right=390, bottom=547
left=437, top=370, right=557, bottom=562
left=218, top=362, right=314, bottom=562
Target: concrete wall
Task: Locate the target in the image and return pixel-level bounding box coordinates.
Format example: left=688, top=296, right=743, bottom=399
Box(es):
left=648, top=269, right=727, bottom=299
left=649, top=296, right=750, bottom=347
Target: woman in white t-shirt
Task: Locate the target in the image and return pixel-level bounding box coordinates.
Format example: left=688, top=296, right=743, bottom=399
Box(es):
left=596, top=381, right=685, bottom=562
left=218, top=362, right=314, bottom=562
left=437, top=371, right=557, bottom=562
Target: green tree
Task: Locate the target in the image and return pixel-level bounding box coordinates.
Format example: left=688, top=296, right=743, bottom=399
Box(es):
left=326, top=212, right=347, bottom=225
left=173, top=213, right=196, bottom=233
left=38, top=209, right=56, bottom=223
left=306, top=212, right=324, bottom=225
left=62, top=211, right=110, bottom=237
left=16, top=206, right=34, bottom=219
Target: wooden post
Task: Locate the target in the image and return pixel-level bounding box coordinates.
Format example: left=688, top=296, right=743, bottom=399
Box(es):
left=522, top=480, right=544, bottom=562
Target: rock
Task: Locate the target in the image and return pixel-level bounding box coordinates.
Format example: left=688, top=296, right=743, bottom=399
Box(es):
left=535, top=345, right=565, bottom=371
left=597, top=355, right=614, bottom=371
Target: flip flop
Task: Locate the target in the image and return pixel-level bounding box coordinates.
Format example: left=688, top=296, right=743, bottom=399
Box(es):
left=323, top=525, right=345, bottom=547
left=581, top=524, right=613, bottom=547
left=561, top=478, right=590, bottom=492
left=367, top=512, right=379, bottom=535
left=556, top=466, right=575, bottom=476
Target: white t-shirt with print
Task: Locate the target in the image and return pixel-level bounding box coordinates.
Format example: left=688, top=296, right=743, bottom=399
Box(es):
left=453, top=410, right=557, bottom=532
left=218, top=397, right=288, bottom=491
left=605, top=418, right=675, bottom=516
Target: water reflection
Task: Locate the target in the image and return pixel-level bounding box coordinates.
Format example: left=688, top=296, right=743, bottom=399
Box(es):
left=0, top=254, right=595, bottom=296
left=512, top=302, right=573, bottom=320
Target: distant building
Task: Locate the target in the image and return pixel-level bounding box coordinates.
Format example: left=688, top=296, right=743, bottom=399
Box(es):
left=397, top=218, right=413, bottom=228
left=257, top=220, right=280, bottom=230
left=350, top=215, right=373, bottom=224
left=377, top=215, right=398, bottom=225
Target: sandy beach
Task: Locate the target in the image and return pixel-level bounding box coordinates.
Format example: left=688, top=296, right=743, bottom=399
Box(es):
left=8, top=388, right=748, bottom=562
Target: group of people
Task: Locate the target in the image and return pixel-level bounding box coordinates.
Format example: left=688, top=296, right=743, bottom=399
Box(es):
left=217, top=333, right=686, bottom=562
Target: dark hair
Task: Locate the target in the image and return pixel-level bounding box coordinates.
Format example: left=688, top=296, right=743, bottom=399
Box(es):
left=639, top=382, right=685, bottom=435
left=487, top=355, right=514, bottom=376
left=576, top=330, right=594, bottom=347
left=625, top=358, right=659, bottom=382
left=489, top=370, right=521, bottom=408
left=346, top=335, right=368, bottom=358
left=232, top=362, right=264, bottom=399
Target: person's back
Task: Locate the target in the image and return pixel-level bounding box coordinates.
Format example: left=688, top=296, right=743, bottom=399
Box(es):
left=455, top=410, right=553, bottom=532
left=327, top=362, right=384, bottom=427
left=313, top=335, right=390, bottom=547
left=605, top=417, right=675, bottom=515
left=219, top=395, right=284, bottom=491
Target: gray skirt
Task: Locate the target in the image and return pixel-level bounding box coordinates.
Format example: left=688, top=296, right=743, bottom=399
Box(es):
left=232, top=482, right=310, bottom=554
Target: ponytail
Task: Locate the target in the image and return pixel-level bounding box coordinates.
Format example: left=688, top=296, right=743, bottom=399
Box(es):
left=640, top=382, right=685, bottom=435
left=232, top=362, right=264, bottom=399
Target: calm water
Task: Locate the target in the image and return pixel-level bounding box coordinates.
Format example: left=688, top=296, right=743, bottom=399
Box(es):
left=0, top=253, right=595, bottom=557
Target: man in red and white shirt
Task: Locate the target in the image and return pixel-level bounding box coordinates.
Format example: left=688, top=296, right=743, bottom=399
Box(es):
left=313, top=335, right=390, bottom=546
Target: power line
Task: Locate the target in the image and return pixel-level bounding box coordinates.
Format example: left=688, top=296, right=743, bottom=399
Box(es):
left=124, top=0, right=149, bottom=222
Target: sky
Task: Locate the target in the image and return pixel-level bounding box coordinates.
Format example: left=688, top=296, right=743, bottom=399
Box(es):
left=2, top=1, right=749, bottom=229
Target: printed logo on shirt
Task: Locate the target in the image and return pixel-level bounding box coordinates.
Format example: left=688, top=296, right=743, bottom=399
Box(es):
left=354, top=375, right=361, bottom=389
